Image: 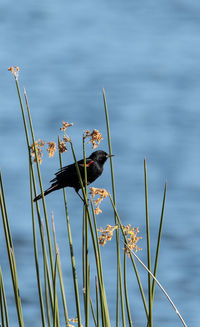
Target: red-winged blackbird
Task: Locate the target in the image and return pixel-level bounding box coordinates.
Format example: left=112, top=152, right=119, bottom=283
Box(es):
left=33, top=150, right=113, bottom=202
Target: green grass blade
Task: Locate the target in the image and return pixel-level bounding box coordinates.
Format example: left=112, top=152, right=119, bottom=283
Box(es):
left=82, top=138, right=90, bottom=326
left=44, top=260, right=52, bottom=327
left=95, top=277, right=99, bottom=327
left=144, top=159, right=153, bottom=327
left=0, top=267, right=6, bottom=327
left=0, top=172, right=24, bottom=327
left=51, top=214, right=69, bottom=326
left=109, top=195, right=148, bottom=317
left=152, top=183, right=167, bottom=299
left=90, top=297, right=97, bottom=327
left=103, top=88, right=124, bottom=327
left=0, top=267, right=9, bottom=327
left=58, top=142, right=82, bottom=327
left=123, top=253, right=133, bottom=327
left=29, top=163, right=46, bottom=327
left=53, top=254, right=59, bottom=327
left=24, top=89, right=54, bottom=276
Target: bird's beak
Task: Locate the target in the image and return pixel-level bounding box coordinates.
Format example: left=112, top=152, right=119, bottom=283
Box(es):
left=106, top=154, right=114, bottom=158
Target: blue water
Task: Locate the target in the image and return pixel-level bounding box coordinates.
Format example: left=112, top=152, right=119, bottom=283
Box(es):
left=1, top=1, right=200, bottom=325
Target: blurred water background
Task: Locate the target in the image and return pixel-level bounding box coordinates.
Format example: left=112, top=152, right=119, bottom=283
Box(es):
left=1, top=0, right=200, bottom=326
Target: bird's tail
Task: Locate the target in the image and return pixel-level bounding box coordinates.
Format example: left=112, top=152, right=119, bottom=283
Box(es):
left=33, top=185, right=59, bottom=202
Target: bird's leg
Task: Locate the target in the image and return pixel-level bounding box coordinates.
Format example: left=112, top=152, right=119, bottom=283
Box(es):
left=76, top=190, right=84, bottom=202
left=76, top=189, right=89, bottom=206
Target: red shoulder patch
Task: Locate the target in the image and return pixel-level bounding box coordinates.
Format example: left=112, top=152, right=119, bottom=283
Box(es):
left=79, top=160, right=94, bottom=167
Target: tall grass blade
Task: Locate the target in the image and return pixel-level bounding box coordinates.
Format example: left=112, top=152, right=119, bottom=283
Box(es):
left=152, top=182, right=167, bottom=299
left=24, top=88, right=54, bottom=276
left=95, top=277, right=99, bottom=327
left=51, top=213, right=69, bottom=326
left=90, top=297, right=97, bottom=327
left=58, top=142, right=82, bottom=327
left=29, top=163, right=46, bottom=327
left=0, top=172, right=24, bottom=327
left=82, top=138, right=90, bottom=326
left=109, top=195, right=148, bottom=317
left=103, top=88, right=124, bottom=327
left=0, top=267, right=9, bottom=327
left=53, top=254, right=59, bottom=327
left=144, top=159, right=153, bottom=327
left=124, top=244, right=188, bottom=327
left=123, top=253, right=133, bottom=327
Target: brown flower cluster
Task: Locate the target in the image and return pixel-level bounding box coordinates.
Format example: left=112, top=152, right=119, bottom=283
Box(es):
left=68, top=317, right=83, bottom=327
left=47, top=142, right=56, bottom=157
left=60, top=121, right=74, bottom=131
left=8, top=66, right=20, bottom=80
left=98, top=225, right=118, bottom=246
left=30, top=121, right=73, bottom=163
left=84, top=129, right=103, bottom=149
left=122, top=225, right=142, bottom=256
left=30, top=140, right=56, bottom=163
left=59, top=122, right=73, bottom=153
left=58, top=141, right=67, bottom=153
left=90, top=187, right=110, bottom=215
left=30, top=139, right=45, bottom=164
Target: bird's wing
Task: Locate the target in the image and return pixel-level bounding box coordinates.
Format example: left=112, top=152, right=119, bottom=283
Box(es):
left=50, top=158, right=94, bottom=183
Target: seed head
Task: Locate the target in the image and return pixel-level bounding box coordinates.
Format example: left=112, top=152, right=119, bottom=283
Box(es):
left=47, top=142, right=56, bottom=157
left=60, top=122, right=73, bottom=131
left=84, top=129, right=103, bottom=149
left=122, top=225, right=142, bottom=256
left=90, top=187, right=110, bottom=214
left=98, top=225, right=118, bottom=246
left=8, top=66, right=20, bottom=80
left=30, top=139, right=45, bottom=164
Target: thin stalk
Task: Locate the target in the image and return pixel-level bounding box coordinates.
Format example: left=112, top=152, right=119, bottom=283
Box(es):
left=109, top=195, right=148, bottom=317
left=73, top=143, right=112, bottom=326
left=123, top=253, right=133, bottom=327
left=0, top=176, right=13, bottom=249
left=51, top=214, right=69, bottom=326
left=29, top=163, right=46, bottom=327
left=0, top=172, right=24, bottom=327
left=58, top=142, right=82, bottom=327
left=103, top=88, right=123, bottom=327
left=124, top=244, right=188, bottom=327
left=144, top=159, right=153, bottom=327
left=95, top=277, right=99, bottom=327
left=90, top=202, right=107, bottom=325
left=0, top=267, right=9, bottom=327
left=70, top=143, right=110, bottom=326
left=44, top=260, right=51, bottom=327
left=28, top=156, right=55, bottom=318
left=83, top=137, right=89, bottom=327
left=90, top=298, right=97, bottom=327
left=152, top=183, right=167, bottom=299
left=24, top=88, right=54, bottom=276
left=16, top=82, right=55, bottom=319
left=53, top=254, right=59, bottom=327
left=82, top=207, right=86, bottom=308
left=21, top=88, right=54, bottom=311
left=0, top=267, right=5, bottom=327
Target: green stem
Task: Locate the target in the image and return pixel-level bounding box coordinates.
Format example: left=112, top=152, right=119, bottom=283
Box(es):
left=123, top=253, right=133, bottom=327
left=152, top=183, right=167, bottom=300
left=103, top=89, right=125, bottom=327
left=144, top=159, right=153, bottom=327
left=109, top=195, right=148, bottom=317
left=58, top=142, right=82, bottom=327
left=29, top=163, right=46, bottom=327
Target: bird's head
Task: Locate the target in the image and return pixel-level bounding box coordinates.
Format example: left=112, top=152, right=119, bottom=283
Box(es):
left=89, top=150, right=114, bottom=165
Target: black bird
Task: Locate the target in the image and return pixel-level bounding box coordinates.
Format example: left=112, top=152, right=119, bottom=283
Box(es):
left=33, top=150, right=113, bottom=202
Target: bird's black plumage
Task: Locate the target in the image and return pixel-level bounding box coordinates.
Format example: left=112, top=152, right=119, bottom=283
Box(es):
left=33, top=150, right=113, bottom=202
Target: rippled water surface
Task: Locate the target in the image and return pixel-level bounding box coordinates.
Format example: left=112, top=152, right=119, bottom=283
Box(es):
left=1, top=1, right=200, bottom=326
